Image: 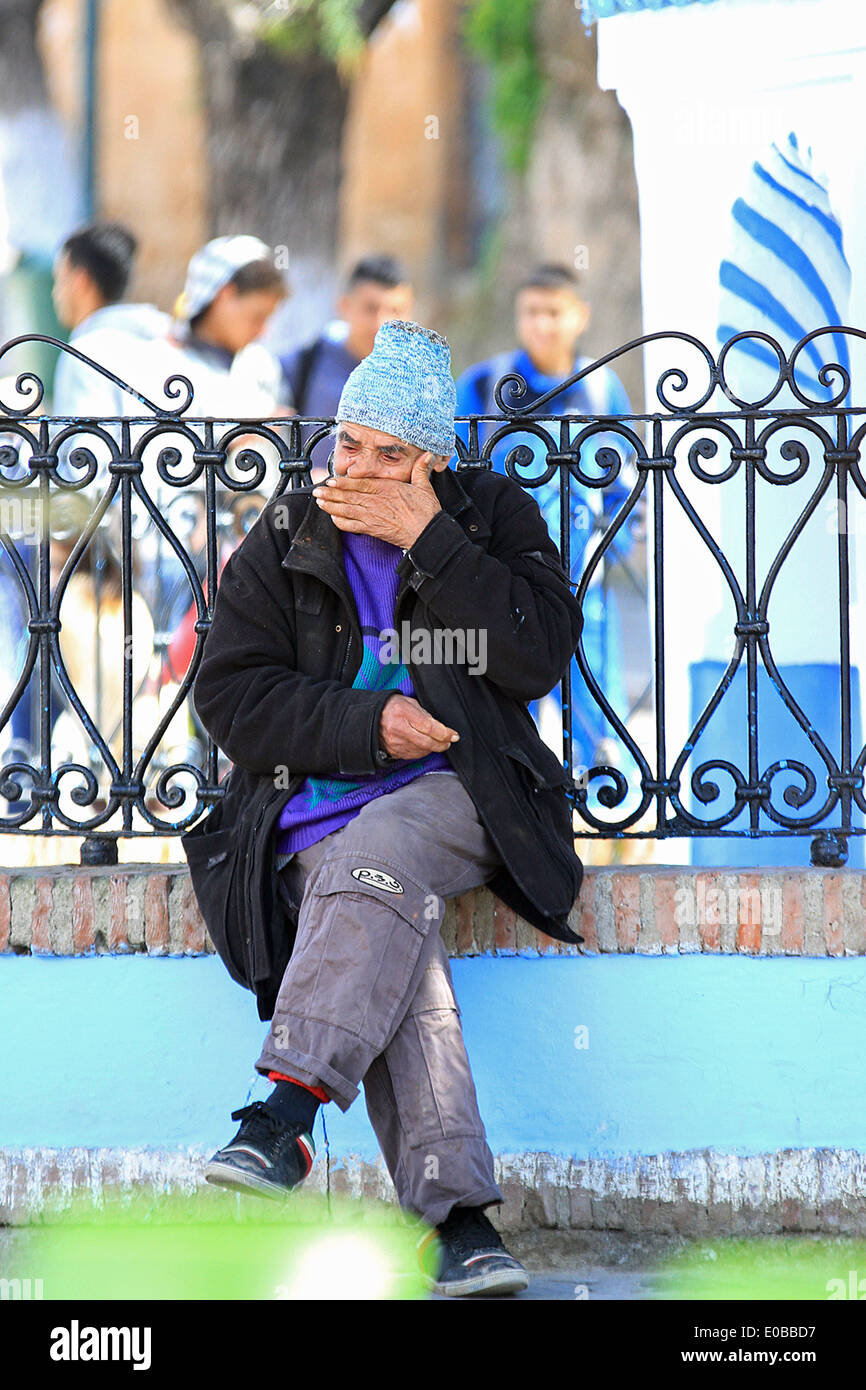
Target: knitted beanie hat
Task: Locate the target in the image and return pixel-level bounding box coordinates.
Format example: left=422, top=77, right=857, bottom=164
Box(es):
left=335, top=320, right=456, bottom=457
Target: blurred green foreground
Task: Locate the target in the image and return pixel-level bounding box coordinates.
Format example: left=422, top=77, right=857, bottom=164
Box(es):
left=654, top=1237, right=866, bottom=1301
left=5, top=1189, right=431, bottom=1301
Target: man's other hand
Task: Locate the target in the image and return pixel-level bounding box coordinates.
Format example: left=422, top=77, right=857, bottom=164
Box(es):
left=379, top=693, right=460, bottom=760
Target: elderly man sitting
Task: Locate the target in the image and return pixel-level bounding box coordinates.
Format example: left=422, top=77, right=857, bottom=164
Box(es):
left=183, top=319, right=584, bottom=1298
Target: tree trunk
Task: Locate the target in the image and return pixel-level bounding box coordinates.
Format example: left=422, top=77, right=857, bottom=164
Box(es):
left=529, top=0, right=643, bottom=405
left=0, top=0, right=48, bottom=114
left=168, top=0, right=398, bottom=332
left=447, top=0, right=642, bottom=406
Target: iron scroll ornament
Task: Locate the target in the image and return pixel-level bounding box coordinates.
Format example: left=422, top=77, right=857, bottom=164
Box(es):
left=0, top=328, right=864, bottom=867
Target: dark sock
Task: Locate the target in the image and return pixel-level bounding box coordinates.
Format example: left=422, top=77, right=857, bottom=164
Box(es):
left=440, top=1204, right=500, bottom=1240
left=264, top=1080, right=321, bottom=1132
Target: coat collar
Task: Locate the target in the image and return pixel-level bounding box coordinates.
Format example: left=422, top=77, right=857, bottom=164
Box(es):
left=280, top=464, right=491, bottom=576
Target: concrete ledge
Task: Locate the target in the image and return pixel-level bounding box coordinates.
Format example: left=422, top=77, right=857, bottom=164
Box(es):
left=3, top=1146, right=866, bottom=1235
left=1, top=864, right=865, bottom=957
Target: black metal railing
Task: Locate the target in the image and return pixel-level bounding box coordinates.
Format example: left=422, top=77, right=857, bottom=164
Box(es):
left=1, top=328, right=864, bottom=867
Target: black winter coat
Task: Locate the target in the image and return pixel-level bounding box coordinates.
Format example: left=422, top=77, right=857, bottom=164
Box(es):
left=181, top=463, right=585, bottom=1020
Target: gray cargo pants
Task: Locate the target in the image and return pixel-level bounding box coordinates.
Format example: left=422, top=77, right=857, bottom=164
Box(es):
left=255, top=769, right=506, bottom=1227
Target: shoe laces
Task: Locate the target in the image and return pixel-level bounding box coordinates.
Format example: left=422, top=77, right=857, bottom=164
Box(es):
left=437, top=1206, right=505, bottom=1260
left=230, top=1101, right=311, bottom=1153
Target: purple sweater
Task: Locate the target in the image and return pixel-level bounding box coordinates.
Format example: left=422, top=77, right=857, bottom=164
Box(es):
left=274, top=529, right=453, bottom=862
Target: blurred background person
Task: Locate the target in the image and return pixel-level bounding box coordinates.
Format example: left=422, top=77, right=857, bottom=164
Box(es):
left=3, top=224, right=170, bottom=772
left=155, top=488, right=267, bottom=778
left=156, top=234, right=290, bottom=420
left=47, top=491, right=155, bottom=791
left=0, top=530, right=33, bottom=776
left=138, top=489, right=268, bottom=795
left=52, top=221, right=171, bottom=426
left=134, top=235, right=291, bottom=700
left=455, top=262, right=638, bottom=778
left=0, top=430, right=39, bottom=775
left=279, top=253, right=413, bottom=480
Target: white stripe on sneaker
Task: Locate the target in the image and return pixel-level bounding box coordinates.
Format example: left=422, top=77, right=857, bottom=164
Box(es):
left=223, top=1145, right=273, bottom=1168
left=297, top=1134, right=315, bottom=1168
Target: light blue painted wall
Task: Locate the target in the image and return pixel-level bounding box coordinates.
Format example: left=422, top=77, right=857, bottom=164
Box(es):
left=2, top=953, right=865, bottom=1159
left=688, top=662, right=864, bottom=869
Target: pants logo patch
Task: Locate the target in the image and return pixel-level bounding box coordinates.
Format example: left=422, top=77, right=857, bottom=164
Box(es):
left=351, top=867, right=404, bottom=894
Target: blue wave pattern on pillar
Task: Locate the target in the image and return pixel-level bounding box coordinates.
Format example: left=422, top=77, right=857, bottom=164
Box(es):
left=717, top=132, right=851, bottom=402
left=693, top=133, right=859, bottom=868
left=579, top=0, right=719, bottom=23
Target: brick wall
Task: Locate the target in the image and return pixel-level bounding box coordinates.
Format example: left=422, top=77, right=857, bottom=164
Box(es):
left=1, top=864, right=863, bottom=959
left=4, top=1145, right=865, bottom=1235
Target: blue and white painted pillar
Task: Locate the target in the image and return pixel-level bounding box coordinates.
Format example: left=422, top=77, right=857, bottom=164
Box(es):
left=592, top=0, right=866, bottom=866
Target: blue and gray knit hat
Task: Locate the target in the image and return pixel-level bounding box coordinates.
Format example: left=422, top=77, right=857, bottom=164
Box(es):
left=335, top=319, right=456, bottom=456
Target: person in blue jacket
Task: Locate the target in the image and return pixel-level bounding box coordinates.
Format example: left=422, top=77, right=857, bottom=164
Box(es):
left=455, top=262, right=636, bottom=784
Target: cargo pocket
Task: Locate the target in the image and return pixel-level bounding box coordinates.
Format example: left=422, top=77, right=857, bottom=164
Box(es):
left=181, top=824, right=248, bottom=989
left=299, top=851, right=434, bottom=1054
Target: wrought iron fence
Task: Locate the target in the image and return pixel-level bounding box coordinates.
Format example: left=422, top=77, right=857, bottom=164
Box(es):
left=0, top=329, right=864, bottom=867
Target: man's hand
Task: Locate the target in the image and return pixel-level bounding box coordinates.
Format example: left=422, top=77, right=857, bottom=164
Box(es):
left=313, top=452, right=442, bottom=548
left=379, top=693, right=460, bottom=760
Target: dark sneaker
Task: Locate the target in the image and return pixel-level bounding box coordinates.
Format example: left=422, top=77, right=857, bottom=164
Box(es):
left=418, top=1206, right=529, bottom=1297
left=203, top=1101, right=315, bottom=1199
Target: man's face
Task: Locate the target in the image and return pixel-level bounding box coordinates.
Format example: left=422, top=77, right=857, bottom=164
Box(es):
left=515, top=286, right=589, bottom=363
left=332, top=422, right=447, bottom=483
left=52, top=250, right=84, bottom=329
left=338, top=280, right=415, bottom=359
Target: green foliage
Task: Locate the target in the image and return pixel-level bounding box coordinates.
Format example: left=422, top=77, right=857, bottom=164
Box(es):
left=461, top=0, right=546, bottom=174
left=259, top=0, right=366, bottom=66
